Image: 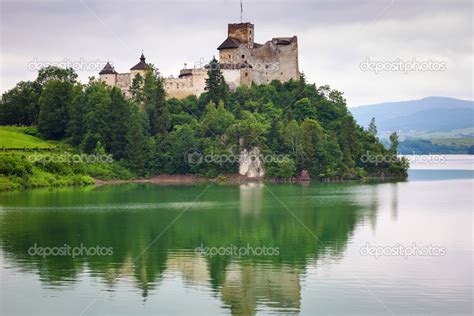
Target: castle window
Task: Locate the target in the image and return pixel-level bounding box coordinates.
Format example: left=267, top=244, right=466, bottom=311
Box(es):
left=228, top=54, right=231, bottom=58
left=241, top=55, right=245, bottom=58
left=245, top=72, right=248, bottom=77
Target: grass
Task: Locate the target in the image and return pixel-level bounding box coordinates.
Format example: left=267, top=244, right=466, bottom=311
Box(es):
left=0, top=126, right=56, bottom=149
left=0, top=126, right=135, bottom=191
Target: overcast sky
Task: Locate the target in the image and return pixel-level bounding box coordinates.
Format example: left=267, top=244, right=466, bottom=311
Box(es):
left=1, top=0, right=472, bottom=106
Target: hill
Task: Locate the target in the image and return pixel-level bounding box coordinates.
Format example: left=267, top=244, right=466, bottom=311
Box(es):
left=0, top=126, right=55, bottom=149
left=349, top=97, right=474, bottom=138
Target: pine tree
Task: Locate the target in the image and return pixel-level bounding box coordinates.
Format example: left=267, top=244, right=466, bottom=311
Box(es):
left=125, top=105, right=147, bottom=175
left=389, top=132, right=399, bottom=155
left=205, top=56, right=228, bottom=105
left=106, top=87, right=130, bottom=159
left=130, top=73, right=144, bottom=104
left=368, top=117, right=377, bottom=136
left=142, top=67, right=169, bottom=136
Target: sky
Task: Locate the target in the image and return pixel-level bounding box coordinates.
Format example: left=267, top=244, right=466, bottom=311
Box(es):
left=1, top=0, right=472, bottom=106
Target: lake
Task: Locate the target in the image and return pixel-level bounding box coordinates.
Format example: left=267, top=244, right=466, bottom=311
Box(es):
left=1, top=155, right=472, bottom=315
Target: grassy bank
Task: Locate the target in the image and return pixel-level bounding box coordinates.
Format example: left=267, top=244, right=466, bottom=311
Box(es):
left=0, top=126, right=135, bottom=191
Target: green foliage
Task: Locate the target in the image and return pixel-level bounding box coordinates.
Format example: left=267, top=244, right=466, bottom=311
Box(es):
left=36, top=66, right=78, bottom=86
left=2, top=66, right=408, bottom=183
left=265, top=158, right=296, bottom=180
left=202, top=100, right=235, bottom=136
left=368, top=117, right=377, bottom=136
left=38, top=80, right=77, bottom=139
left=0, top=152, right=99, bottom=191
left=124, top=105, right=147, bottom=175
left=0, top=81, right=40, bottom=125
left=0, top=154, right=33, bottom=177
left=389, top=132, right=399, bottom=154
left=205, top=57, right=228, bottom=105
left=142, top=67, right=169, bottom=136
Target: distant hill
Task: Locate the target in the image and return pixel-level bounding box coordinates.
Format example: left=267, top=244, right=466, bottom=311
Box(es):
left=349, top=97, right=474, bottom=138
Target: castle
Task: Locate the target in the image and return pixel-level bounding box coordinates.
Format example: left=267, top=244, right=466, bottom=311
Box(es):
left=99, top=22, right=300, bottom=99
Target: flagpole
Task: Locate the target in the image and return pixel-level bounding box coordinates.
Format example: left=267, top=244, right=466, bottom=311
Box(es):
left=240, top=0, right=243, bottom=22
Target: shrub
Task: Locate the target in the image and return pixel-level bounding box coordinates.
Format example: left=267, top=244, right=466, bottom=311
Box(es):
left=0, top=154, right=33, bottom=177
left=265, top=158, right=296, bottom=180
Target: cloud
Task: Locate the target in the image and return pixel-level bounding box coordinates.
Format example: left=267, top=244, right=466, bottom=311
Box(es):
left=1, top=0, right=472, bottom=105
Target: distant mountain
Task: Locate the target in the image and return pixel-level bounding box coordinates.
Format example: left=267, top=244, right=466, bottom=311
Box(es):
left=349, top=97, right=474, bottom=138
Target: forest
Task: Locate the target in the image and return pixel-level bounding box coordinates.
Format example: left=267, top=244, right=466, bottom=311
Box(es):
left=0, top=59, right=408, bottom=188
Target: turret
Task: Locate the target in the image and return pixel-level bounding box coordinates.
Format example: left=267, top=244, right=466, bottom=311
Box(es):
left=99, top=61, right=117, bottom=86
left=130, top=52, right=147, bottom=80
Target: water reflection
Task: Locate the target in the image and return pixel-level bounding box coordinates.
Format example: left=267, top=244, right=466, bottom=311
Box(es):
left=0, top=183, right=380, bottom=314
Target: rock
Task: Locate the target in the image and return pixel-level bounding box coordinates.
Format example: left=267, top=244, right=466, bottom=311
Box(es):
left=239, top=147, right=265, bottom=178
left=293, top=169, right=310, bottom=182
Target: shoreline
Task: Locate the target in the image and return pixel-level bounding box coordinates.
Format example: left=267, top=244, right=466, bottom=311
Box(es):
left=94, top=173, right=266, bottom=186
left=94, top=173, right=407, bottom=187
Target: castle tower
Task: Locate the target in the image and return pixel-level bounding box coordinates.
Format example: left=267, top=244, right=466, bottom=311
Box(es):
left=228, top=22, right=254, bottom=48
left=99, top=62, right=117, bottom=86
left=217, top=22, right=255, bottom=64
left=130, top=52, right=147, bottom=80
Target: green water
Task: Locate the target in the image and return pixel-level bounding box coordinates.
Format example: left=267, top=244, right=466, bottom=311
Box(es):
left=0, top=168, right=472, bottom=314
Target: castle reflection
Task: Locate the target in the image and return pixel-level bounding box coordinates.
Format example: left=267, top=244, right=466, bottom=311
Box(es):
left=0, top=182, right=382, bottom=314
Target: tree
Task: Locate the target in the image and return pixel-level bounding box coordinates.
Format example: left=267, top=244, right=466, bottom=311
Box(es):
left=106, top=87, right=131, bottom=159
left=66, top=83, right=85, bottom=145
left=389, top=132, right=399, bottom=155
left=0, top=81, right=40, bottom=125
left=292, top=97, right=317, bottom=122
left=205, top=56, right=228, bottom=105
left=300, top=118, right=328, bottom=176
left=38, top=80, right=76, bottom=139
left=368, top=117, right=377, bottom=136
left=202, top=100, right=234, bottom=136
left=130, top=73, right=144, bottom=104
left=36, top=66, right=78, bottom=86
left=168, top=124, right=199, bottom=173
left=81, top=82, right=111, bottom=152
left=124, top=105, right=147, bottom=174
left=265, top=158, right=296, bottom=180
left=282, top=120, right=302, bottom=161
left=141, top=67, right=169, bottom=136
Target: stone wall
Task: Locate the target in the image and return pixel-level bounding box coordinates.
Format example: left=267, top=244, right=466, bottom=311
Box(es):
left=228, top=22, right=254, bottom=48
left=100, top=73, right=116, bottom=86
left=163, top=68, right=207, bottom=99
left=116, top=73, right=131, bottom=96
left=99, top=23, right=299, bottom=99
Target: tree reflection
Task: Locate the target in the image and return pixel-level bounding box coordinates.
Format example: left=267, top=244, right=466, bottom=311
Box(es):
left=0, top=182, right=379, bottom=314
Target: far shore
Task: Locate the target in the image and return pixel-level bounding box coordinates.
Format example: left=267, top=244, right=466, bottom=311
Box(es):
left=93, top=173, right=406, bottom=187
left=94, top=174, right=266, bottom=186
